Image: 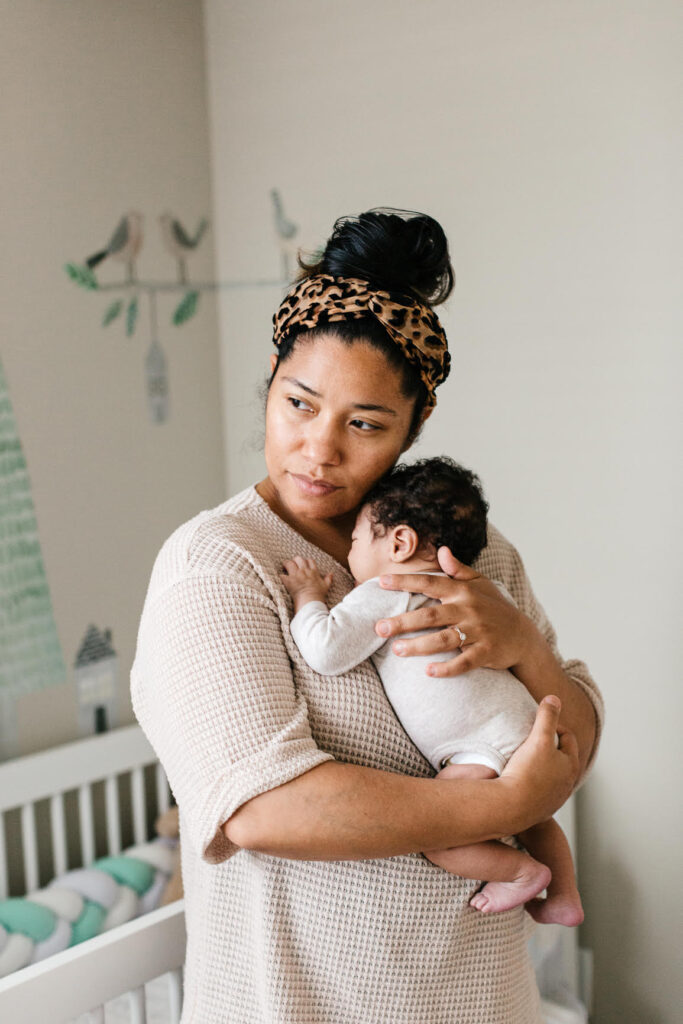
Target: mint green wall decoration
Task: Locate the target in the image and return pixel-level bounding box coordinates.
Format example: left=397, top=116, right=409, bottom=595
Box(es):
left=0, top=357, right=66, bottom=760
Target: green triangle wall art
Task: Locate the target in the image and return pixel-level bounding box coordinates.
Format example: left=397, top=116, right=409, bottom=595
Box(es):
left=0, top=357, right=66, bottom=760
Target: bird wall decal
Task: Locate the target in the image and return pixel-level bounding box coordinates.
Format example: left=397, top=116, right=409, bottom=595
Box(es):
left=66, top=196, right=303, bottom=424
left=159, top=213, right=208, bottom=285
left=84, top=212, right=144, bottom=284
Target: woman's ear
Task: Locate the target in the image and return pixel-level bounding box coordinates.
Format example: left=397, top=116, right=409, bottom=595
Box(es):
left=390, top=524, right=419, bottom=562
left=269, top=353, right=278, bottom=374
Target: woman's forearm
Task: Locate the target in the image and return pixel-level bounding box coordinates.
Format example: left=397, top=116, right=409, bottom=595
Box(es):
left=224, top=754, right=563, bottom=861
left=512, top=620, right=596, bottom=777
left=225, top=698, right=578, bottom=861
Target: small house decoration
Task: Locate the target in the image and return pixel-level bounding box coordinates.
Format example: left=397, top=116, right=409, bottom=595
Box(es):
left=74, top=625, right=119, bottom=736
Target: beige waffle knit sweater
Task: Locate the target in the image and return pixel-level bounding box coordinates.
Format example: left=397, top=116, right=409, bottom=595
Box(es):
left=131, top=485, right=603, bottom=1024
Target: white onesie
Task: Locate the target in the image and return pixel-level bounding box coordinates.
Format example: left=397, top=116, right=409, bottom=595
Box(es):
left=289, top=576, right=538, bottom=775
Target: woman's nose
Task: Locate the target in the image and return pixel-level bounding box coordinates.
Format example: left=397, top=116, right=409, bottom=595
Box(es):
left=301, top=418, right=342, bottom=466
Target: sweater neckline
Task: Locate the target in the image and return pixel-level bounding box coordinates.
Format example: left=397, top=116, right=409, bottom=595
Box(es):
left=247, top=484, right=354, bottom=580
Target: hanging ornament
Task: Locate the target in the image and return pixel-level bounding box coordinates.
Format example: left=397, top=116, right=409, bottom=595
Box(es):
left=64, top=194, right=299, bottom=423
left=145, top=338, right=169, bottom=424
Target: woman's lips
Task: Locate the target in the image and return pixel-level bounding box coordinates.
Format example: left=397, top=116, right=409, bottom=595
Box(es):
left=290, top=474, right=341, bottom=496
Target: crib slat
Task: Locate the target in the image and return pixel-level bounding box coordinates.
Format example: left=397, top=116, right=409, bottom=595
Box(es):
left=0, top=812, right=7, bottom=900
left=105, top=774, right=121, bottom=855
left=155, top=762, right=170, bottom=814
left=128, top=985, right=147, bottom=1023
left=78, top=783, right=96, bottom=866
left=131, top=765, right=146, bottom=844
left=49, top=792, right=68, bottom=877
left=20, top=803, right=39, bottom=892
left=168, top=967, right=183, bottom=1022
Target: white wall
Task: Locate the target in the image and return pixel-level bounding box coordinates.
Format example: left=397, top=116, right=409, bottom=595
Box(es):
left=2, top=1, right=225, bottom=755
left=204, top=2, right=682, bottom=1020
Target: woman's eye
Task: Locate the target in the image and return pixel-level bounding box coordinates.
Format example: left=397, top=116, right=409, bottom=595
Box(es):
left=288, top=396, right=312, bottom=412
left=350, top=419, right=379, bottom=432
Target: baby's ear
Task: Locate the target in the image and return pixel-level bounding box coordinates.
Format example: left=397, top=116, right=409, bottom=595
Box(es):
left=391, top=524, right=419, bottom=562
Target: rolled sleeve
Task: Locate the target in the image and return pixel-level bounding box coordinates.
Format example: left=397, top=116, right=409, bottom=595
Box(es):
left=131, top=574, right=335, bottom=864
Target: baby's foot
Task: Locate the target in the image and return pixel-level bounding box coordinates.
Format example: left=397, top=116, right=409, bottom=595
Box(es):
left=469, top=860, right=551, bottom=915
left=525, top=890, right=584, bottom=927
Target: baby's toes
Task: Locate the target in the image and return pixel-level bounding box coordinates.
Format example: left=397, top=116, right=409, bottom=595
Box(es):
left=469, top=893, right=489, bottom=912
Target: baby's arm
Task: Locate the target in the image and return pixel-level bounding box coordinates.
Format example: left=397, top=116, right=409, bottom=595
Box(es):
left=282, top=559, right=407, bottom=676
left=281, top=556, right=334, bottom=613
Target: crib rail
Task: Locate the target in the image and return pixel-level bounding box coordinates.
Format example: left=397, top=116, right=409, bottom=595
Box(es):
left=0, top=723, right=170, bottom=897
left=0, top=900, right=186, bottom=1023
left=0, top=725, right=185, bottom=1021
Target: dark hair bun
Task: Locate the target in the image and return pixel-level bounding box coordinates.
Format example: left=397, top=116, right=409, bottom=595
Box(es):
left=298, top=207, right=454, bottom=306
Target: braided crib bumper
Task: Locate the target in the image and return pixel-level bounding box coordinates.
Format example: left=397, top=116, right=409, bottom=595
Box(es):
left=0, top=837, right=178, bottom=978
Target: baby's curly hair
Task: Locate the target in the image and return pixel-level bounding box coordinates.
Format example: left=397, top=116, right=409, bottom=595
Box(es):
left=362, top=457, right=489, bottom=566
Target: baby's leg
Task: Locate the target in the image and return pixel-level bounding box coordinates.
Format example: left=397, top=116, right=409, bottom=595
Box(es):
left=423, top=763, right=551, bottom=914
left=519, top=819, right=584, bottom=927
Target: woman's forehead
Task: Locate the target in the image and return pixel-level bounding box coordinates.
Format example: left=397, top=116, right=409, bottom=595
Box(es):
left=280, top=335, right=409, bottom=408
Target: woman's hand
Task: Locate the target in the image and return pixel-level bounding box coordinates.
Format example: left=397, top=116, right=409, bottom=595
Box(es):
left=375, top=546, right=537, bottom=676
left=500, top=696, right=580, bottom=830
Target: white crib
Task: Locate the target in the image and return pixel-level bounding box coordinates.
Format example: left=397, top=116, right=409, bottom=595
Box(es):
left=0, top=724, right=186, bottom=1023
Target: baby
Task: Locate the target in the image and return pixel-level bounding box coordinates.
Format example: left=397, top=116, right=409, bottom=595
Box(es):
left=282, top=457, right=583, bottom=925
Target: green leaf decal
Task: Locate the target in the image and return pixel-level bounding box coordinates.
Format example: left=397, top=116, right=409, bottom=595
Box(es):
left=102, top=300, right=123, bottom=326
left=64, top=263, right=99, bottom=290
left=173, top=290, right=199, bottom=325
left=126, top=296, right=139, bottom=337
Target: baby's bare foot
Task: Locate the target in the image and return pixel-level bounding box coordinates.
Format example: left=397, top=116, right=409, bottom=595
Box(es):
left=525, top=891, right=584, bottom=927
left=469, top=860, right=551, bottom=915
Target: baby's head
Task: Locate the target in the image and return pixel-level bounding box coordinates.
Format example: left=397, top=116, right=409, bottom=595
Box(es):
left=348, top=457, right=489, bottom=584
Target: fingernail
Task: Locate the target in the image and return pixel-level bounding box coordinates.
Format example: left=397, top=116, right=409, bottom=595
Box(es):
left=379, top=575, right=392, bottom=587
left=544, top=695, right=561, bottom=709
left=377, top=621, right=390, bottom=636
left=393, top=642, right=405, bottom=654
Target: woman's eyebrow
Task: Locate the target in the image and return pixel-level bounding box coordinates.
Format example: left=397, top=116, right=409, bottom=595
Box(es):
left=353, top=403, right=397, bottom=416
left=282, top=377, right=397, bottom=416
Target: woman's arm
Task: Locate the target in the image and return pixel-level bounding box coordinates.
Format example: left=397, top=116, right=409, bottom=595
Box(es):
left=371, top=539, right=603, bottom=781
left=225, top=696, right=579, bottom=858
left=133, top=547, right=579, bottom=866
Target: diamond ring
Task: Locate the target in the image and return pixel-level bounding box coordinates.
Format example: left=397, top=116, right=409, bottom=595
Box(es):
left=455, top=626, right=467, bottom=646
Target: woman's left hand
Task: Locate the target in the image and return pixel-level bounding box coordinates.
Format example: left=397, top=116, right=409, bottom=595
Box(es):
left=375, top=546, right=538, bottom=677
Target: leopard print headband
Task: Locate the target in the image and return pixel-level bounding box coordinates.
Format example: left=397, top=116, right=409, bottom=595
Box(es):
left=272, top=274, right=450, bottom=408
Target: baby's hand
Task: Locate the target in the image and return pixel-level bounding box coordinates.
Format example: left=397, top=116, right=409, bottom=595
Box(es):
left=281, top=556, right=333, bottom=612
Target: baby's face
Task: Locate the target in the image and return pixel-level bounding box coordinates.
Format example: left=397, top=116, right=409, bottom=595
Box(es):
left=347, top=506, right=394, bottom=584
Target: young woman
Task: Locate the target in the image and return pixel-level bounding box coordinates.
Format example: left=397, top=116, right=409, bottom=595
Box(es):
left=131, top=209, right=603, bottom=1023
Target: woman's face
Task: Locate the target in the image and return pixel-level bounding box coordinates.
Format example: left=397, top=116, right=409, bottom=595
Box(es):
left=264, top=334, right=420, bottom=525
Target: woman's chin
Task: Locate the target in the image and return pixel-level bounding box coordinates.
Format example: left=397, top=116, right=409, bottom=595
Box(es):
left=284, top=482, right=355, bottom=521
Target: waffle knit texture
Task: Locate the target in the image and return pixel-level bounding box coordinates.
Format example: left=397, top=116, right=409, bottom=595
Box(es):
left=130, top=485, right=603, bottom=1024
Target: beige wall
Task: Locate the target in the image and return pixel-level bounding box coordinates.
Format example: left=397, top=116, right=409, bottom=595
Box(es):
left=2, top=1, right=225, bottom=755
left=203, top=2, right=682, bottom=1021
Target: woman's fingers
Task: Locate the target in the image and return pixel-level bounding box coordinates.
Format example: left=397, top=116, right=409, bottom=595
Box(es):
left=532, top=695, right=562, bottom=738
left=376, top=601, right=461, bottom=639
left=436, top=546, right=481, bottom=581
left=379, top=572, right=468, bottom=599
left=555, top=720, right=580, bottom=763
left=502, top=698, right=580, bottom=826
